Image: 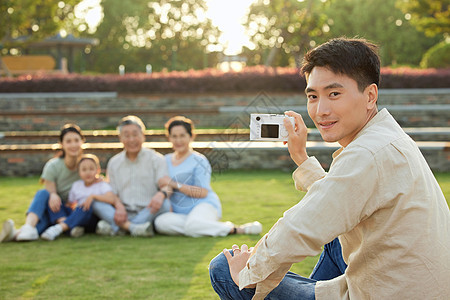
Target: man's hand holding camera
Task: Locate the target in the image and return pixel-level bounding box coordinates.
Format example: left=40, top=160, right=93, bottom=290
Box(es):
left=284, top=110, right=309, bottom=167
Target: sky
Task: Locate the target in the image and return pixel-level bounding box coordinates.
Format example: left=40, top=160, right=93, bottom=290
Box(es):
left=76, top=0, right=256, bottom=55
left=204, top=0, right=255, bottom=54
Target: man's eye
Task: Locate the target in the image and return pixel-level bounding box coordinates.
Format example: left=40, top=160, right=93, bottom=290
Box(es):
left=330, top=92, right=340, bottom=97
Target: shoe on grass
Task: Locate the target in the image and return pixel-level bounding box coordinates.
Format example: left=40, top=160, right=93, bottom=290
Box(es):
left=0, top=219, right=17, bottom=243
left=240, top=221, right=263, bottom=235
left=16, top=224, right=39, bottom=241
left=70, top=226, right=85, bottom=238
left=130, top=222, right=154, bottom=237
left=41, top=224, right=63, bottom=241
left=96, top=220, right=114, bottom=236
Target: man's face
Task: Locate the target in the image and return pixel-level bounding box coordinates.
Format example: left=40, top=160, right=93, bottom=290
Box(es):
left=119, top=124, right=145, bottom=156
left=306, top=66, right=377, bottom=147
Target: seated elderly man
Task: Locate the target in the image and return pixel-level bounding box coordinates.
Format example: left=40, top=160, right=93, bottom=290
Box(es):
left=92, top=115, right=170, bottom=237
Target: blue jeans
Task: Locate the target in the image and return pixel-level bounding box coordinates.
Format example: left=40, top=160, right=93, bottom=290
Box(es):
left=310, top=238, right=347, bottom=280
left=27, top=189, right=52, bottom=234
left=92, top=200, right=171, bottom=233
left=209, top=237, right=347, bottom=300
left=47, top=205, right=93, bottom=229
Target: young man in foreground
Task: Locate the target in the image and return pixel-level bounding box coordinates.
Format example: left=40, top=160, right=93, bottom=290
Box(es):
left=209, top=38, right=450, bottom=299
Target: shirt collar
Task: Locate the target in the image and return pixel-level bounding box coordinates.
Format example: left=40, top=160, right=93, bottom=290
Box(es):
left=123, top=147, right=145, bottom=162
left=332, top=108, right=390, bottom=158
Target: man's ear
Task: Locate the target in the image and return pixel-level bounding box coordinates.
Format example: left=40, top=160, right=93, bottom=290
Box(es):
left=366, top=83, right=378, bottom=110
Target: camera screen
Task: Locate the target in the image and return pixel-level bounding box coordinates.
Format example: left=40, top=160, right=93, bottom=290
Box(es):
left=261, top=124, right=279, bottom=138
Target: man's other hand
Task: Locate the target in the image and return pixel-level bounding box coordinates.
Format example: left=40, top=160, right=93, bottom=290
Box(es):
left=223, top=244, right=256, bottom=288
left=114, top=204, right=127, bottom=226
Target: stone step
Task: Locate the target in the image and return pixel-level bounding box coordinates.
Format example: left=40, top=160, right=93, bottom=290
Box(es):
left=0, top=129, right=248, bottom=144
left=1, top=104, right=448, bottom=131
left=0, top=89, right=449, bottom=131
left=1, top=127, right=449, bottom=144
left=1, top=140, right=448, bottom=176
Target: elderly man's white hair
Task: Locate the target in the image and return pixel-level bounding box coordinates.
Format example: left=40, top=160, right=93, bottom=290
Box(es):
left=117, top=115, right=146, bottom=134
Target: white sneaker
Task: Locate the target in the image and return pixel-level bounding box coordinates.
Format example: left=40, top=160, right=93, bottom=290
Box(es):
left=96, top=220, right=114, bottom=236
left=41, top=224, right=63, bottom=241
left=16, top=224, right=39, bottom=241
left=130, top=222, right=154, bottom=237
left=0, top=219, right=17, bottom=242
left=240, top=221, right=263, bottom=235
left=70, top=226, right=85, bottom=238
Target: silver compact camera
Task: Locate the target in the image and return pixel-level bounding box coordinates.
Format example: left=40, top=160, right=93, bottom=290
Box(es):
left=250, top=114, right=295, bottom=141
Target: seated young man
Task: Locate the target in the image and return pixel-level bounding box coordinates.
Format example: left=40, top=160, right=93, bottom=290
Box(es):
left=209, top=38, right=450, bottom=299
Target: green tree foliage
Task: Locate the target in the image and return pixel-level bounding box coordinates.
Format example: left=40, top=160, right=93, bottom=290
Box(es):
left=325, top=0, right=440, bottom=66
left=420, top=39, right=450, bottom=68
left=88, top=0, right=221, bottom=73
left=0, top=0, right=80, bottom=43
left=243, top=0, right=330, bottom=67
left=242, top=0, right=440, bottom=67
left=396, top=0, right=450, bottom=37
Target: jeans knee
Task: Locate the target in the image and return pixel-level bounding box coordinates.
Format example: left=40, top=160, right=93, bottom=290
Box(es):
left=28, top=189, right=50, bottom=216
left=91, top=200, right=101, bottom=209
left=210, top=251, right=248, bottom=300
left=92, top=201, right=108, bottom=213
left=34, top=189, right=50, bottom=204
left=209, top=251, right=231, bottom=281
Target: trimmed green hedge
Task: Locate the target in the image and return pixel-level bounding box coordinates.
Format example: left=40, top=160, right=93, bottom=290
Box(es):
left=421, top=41, right=450, bottom=69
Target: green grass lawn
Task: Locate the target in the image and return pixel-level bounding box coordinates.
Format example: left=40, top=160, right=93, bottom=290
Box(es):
left=1, top=171, right=449, bottom=299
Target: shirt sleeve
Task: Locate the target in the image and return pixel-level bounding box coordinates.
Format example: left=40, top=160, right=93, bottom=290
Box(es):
left=192, top=155, right=212, bottom=189
left=106, top=159, right=119, bottom=195
left=292, top=156, right=326, bottom=192
left=153, top=153, right=169, bottom=182
left=239, top=146, right=380, bottom=299
left=41, top=159, right=59, bottom=183
left=100, top=182, right=113, bottom=194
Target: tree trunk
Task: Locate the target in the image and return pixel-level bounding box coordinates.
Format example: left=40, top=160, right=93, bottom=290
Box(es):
left=264, top=46, right=280, bottom=67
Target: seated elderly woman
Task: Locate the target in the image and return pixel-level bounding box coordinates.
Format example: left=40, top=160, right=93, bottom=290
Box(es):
left=155, top=116, right=262, bottom=237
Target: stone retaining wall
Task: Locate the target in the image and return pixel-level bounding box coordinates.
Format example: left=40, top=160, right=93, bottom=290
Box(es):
left=1, top=89, right=448, bottom=176
left=1, top=141, right=449, bottom=176
left=0, top=89, right=449, bottom=131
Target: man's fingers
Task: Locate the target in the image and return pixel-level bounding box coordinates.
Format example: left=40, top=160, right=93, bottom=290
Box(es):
left=285, top=110, right=306, bottom=131
left=285, top=110, right=300, bottom=118
left=223, top=249, right=233, bottom=262
left=284, top=117, right=295, bottom=134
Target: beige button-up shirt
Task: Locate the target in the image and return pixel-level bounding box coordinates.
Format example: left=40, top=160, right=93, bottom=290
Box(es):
left=107, top=147, right=168, bottom=213
left=239, top=109, right=450, bottom=299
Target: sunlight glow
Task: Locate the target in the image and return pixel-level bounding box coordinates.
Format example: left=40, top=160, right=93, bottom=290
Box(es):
left=76, top=0, right=255, bottom=54
left=75, top=0, right=103, bottom=33
left=205, top=0, right=256, bottom=55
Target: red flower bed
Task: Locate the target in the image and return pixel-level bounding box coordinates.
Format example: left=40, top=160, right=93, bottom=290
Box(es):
left=0, top=66, right=448, bottom=93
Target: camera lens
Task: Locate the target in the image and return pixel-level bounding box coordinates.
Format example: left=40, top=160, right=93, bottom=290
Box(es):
left=256, top=116, right=261, bottom=121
